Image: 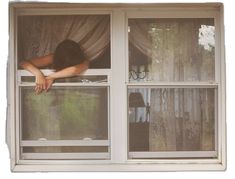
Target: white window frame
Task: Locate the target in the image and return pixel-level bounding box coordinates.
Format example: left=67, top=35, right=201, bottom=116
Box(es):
left=18, top=69, right=111, bottom=161
left=7, top=3, right=226, bottom=172
left=126, top=10, right=219, bottom=160
left=11, top=6, right=113, bottom=164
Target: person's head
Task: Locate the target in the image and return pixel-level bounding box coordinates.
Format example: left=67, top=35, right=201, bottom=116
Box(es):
left=53, top=39, right=86, bottom=71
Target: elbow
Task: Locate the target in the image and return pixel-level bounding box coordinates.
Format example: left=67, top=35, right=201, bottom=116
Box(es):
left=72, top=67, right=79, bottom=76
left=71, top=66, right=81, bottom=76
left=72, top=63, right=89, bottom=75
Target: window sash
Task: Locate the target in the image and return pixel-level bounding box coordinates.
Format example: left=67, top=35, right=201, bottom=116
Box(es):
left=21, top=140, right=110, bottom=147
left=129, top=151, right=217, bottom=159
left=125, top=11, right=221, bottom=84
left=18, top=69, right=111, bottom=160
left=21, top=152, right=110, bottom=160
left=127, top=83, right=218, bottom=88
left=127, top=87, right=218, bottom=156
left=18, top=69, right=112, bottom=85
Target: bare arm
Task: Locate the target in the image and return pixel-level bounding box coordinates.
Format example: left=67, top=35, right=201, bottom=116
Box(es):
left=47, top=60, right=89, bottom=79
left=45, top=60, right=89, bottom=90
left=19, top=54, right=54, bottom=94
left=20, top=54, right=54, bottom=68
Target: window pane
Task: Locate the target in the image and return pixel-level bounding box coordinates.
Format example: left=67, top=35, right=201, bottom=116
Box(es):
left=22, top=146, right=108, bottom=153
left=128, top=88, right=216, bottom=154
left=128, top=18, right=215, bottom=82
left=18, top=15, right=111, bottom=69
left=21, top=87, right=108, bottom=140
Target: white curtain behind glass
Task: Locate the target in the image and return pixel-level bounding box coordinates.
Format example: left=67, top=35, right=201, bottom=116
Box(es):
left=18, top=15, right=110, bottom=62
left=18, top=16, right=110, bottom=154
left=128, top=19, right=216, bottom=152
left=149, top=88, right=215, bottom=151
left=128, top=18, right=215, bottom=81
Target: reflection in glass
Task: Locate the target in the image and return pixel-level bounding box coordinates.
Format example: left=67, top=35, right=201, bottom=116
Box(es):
left=128, top=18, right=215, bottom=82
left=21, top=86, right=108, bottom=140
left=128, top=88, right=215, bottom=152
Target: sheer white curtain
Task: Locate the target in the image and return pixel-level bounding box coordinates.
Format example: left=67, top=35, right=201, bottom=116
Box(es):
left=18, top=15, right=110, bottom=62
left=128, top=18, right=215, bottom=151
left=128, top=18, right=215, bottom=82
left=149, top=88, right=215, bottom=151
left=18, top=15, right=110, bottom=153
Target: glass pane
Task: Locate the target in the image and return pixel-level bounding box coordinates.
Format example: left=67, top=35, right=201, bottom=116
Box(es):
left=18, top=15, right=111, bottom=69
left=128, top=88, right=215, bottom=152
left=22, top=146, right=108, bottom=153
left=128, top=18, right=215, bottom=82
left=21, top=86, right=108, bottom=140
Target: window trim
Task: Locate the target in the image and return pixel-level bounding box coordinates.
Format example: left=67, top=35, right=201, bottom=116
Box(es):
left=127, top=86, right=218, bottom=159
left=7, top=2, right=226, bottom=172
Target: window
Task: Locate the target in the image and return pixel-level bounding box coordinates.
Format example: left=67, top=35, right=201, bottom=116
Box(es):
left=128, top=18, right=217, bottom=159
left=17, top=13, right=111, bottom=161
left=7, top=3, right=226, bottom=172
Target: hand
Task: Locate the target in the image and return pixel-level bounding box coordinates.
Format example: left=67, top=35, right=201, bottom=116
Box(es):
left=45, top=77, right=55, bottom=92
left=35, top=73, right=46, bottom=94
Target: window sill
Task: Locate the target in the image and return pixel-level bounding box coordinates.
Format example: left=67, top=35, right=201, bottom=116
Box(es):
left=12, top=162, right=226, bottom=172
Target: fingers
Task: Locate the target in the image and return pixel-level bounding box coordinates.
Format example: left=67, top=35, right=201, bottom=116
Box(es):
left=35, top=84, right=43, bottom=94
left=35, top=78, right=54, bottom=94
left=35, top=74, right=47, bottom=94
left=43, top=83, right=47, bottom=90
left=35, top=85, right=40, bottom=94
left=45, top=80, right=53, bottom=92
left=46, top=83, right=51, bottom=91
left=45, top=83, right=49, bottom=92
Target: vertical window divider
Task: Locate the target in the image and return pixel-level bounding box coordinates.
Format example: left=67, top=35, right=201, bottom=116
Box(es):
left=111, top=10, right=128, bottom=163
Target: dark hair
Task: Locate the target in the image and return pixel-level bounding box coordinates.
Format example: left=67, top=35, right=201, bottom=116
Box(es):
left=53, top=39, right=86, bottom=71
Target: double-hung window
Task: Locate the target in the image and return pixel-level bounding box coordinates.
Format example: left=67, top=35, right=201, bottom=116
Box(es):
left=17, top=13, right=111, bottom=161
left=7, top=3, right=226, bottom=172
left=127, top=13, right=218, bottom=159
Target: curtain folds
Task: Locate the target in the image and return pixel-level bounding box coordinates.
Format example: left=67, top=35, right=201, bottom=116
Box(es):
left=149, top=88, right=215, bottom=151
left=128, top=18, right=215, bottom=152
left=128, top=18, right=215, bottom=81
left=18, top=15, right=110, bottom=62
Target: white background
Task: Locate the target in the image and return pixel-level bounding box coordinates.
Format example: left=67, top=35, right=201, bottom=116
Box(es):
left=0, top=0, right=234, bottom=178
